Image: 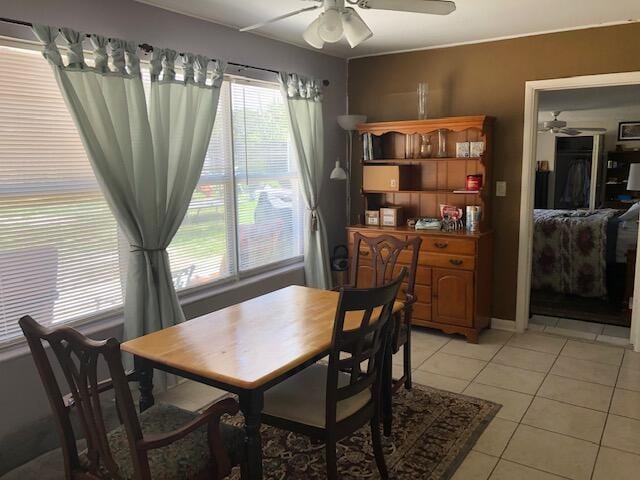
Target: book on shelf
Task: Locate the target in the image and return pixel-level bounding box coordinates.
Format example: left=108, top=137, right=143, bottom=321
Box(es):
left=362, top=132, right=383, bottom=161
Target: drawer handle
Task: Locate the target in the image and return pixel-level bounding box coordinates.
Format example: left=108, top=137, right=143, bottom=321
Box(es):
left=449, top=259, right=463, bottom=266
left=434, top=242, right=448, bottom=249
left=360, top=250, right=370, bottom=257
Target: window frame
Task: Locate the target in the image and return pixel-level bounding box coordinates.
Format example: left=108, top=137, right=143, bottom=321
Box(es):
left=0, top=39, right=304, bottom=349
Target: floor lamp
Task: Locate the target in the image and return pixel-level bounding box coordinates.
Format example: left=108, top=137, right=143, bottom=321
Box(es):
left=332, top=114, right=367, bottom=225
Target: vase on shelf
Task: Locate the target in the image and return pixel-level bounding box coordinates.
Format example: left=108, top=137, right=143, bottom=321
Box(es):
left=419, top=134, right=432, bottom=158
left=435, top=128, right=448, bottom=158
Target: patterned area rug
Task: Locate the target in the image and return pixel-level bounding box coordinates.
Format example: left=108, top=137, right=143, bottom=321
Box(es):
left=228, top=384, right=500, bottom=480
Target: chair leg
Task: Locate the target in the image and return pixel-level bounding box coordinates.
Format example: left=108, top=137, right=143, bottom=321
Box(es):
left=240, top=458, right=249, bottom=480
left=404, top=327, right=412, bottom=390
left=371, top=416, right=389, bottom=479
left=325, top=437, right=338, bottom=480
left=382, top=344, right=393, bottom=437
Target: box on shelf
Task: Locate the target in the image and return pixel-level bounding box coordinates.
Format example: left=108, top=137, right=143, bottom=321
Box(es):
left=363, top=165, right=412, bottom=192
left=380, top=206, right=404, bottom=226
left=365, top=210, right=380, bottom=226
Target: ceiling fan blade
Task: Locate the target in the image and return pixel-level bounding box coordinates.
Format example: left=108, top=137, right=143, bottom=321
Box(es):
left=358, top=0, right=456, bottom=15
left=239, top=5, right=321, bottom=32
left=561, top=128, right=581, bottom=136
left=570, top=127, right=607, bottom=132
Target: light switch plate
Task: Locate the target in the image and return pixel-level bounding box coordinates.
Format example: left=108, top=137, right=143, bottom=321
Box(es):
left=496, top=181, right=507, bottom=197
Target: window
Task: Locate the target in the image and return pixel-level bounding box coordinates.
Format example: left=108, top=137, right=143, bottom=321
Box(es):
left=231, top=81, right=303, bottom=271
left=0, top=44, right=303, bottom=345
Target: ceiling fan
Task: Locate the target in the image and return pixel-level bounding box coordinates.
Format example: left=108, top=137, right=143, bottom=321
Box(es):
left=239, top=0, right=456, bottom=49
left=538, top=111, right=607, bottom=136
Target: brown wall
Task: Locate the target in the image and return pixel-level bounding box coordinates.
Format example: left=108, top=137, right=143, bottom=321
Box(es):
left=348, top=22, right=640, bottom=321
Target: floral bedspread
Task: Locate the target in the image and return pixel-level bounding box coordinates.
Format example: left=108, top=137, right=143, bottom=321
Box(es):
left=531, top=209, right=618, bottom=298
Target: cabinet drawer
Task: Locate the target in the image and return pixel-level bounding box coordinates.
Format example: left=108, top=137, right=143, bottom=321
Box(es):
left=394, top=263, right=431, bottom=286
left=398, top=284, right=431, bottom=304
left=425, top=253, right=475, bottom=271
left=415, top=266, right=431, bottom=286
left=348, top=231, right=406, bottom=245
left=421, top=237, right=476, bottom=255
left=350, top=243, right=420, bottom=267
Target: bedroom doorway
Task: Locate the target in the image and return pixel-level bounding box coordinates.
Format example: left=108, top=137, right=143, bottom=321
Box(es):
left=516, top=72, right=640, bottom=351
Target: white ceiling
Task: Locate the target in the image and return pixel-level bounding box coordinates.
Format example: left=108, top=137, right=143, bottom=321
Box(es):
left=539, top=85, right=640, bottom=112
left=137, top=0, right=640, bottom=59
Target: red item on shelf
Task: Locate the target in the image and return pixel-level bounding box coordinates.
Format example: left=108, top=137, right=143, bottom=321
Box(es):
left=466, top=175, right=483, bottom=191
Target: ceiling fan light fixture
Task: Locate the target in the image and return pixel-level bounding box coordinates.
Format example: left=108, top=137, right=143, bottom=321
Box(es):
left=341, top=7, right=373, bottom=48
left=303, top=15, right=325, bottom=49
left=318, top=8, right=344, bottom=43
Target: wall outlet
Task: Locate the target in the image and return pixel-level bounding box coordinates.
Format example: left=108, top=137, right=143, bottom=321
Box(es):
left=390, top=179, right=397, bottom=188
left=496, top=181, right=507, bottom=197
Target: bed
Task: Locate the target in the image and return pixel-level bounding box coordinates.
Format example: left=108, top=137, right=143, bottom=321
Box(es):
left=531, top=208, right=637, bottom=298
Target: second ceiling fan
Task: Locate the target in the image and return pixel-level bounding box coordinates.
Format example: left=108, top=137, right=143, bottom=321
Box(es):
left=538, top=111, right=607, bottom=136
left=239, top=0, right=457, bottom=49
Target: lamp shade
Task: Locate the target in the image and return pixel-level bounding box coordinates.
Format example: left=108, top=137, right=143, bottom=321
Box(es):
left=318, top=9, right=344, bottom=43
left=342, top=8, right=373, bottom=48
left=330, top=160, right=347, bottom=181
left=628, top=163, right=640, bottom=191
left=303, top=15, right=325, bottom=49
left=337, top=114, right=367, bottom=131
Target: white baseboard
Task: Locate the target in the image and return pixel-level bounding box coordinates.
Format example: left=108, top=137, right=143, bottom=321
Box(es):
left=491, top=317, right=517, bottom=332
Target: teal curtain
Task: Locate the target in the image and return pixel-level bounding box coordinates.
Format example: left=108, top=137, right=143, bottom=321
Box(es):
left=33, top=26, right=225, bottom=350
left=279, top=72, right=331, bottom=289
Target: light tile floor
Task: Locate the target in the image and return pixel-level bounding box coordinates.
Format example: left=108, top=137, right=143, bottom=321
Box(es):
left=404, top=319, right=640, bottom=480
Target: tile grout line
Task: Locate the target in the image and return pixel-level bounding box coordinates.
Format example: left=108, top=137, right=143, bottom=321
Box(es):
left=458, top=332, right=516, bottom=480
left=589, top=352, right=624, bottom=480
left=415, top=329, right=637, bottom=479
left=492, top=335, right=567, bottom=480
left=428, top=337, right=625, bottom=415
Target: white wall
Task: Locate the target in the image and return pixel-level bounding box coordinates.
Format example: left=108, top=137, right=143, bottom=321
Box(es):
left=0, top=0, right=347, bottom=473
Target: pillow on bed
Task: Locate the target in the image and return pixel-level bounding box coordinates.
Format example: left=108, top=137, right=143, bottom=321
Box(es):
left=619, top=201, right=640, bottom=221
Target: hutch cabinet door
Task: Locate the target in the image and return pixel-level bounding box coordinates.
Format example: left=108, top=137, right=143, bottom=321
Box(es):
left=432, top=268, right=474, bottom=327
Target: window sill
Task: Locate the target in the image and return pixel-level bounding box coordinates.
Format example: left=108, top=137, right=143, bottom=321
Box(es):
left=0, top=260, right=305, bottom=362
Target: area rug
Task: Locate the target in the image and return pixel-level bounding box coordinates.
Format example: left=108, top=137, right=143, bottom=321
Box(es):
left=228, top=384, right=500, bottom=480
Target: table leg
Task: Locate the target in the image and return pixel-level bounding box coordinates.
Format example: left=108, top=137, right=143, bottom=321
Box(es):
left=239, top=390, right=264, bottom=480
left=134, top=356, right=154, bottom=412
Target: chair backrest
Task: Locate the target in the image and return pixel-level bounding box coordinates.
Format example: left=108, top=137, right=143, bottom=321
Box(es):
left=350, top=233, right=422, bottom=302
left=326, top=269, right=406, bottom=426
left=19, top=315, right=144, bottom=479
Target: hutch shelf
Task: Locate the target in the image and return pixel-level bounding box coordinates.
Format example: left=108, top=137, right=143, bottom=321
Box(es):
left=348, top=116, right=494, bottom=343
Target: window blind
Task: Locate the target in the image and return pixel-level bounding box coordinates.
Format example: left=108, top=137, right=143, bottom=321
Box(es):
left=166, top=83, right=237, bottom=288
left=0, top=46, right=124, bottom=341
left=0, top=45, right=303, bottom=345
left=231, top=81, right=304, bottom=272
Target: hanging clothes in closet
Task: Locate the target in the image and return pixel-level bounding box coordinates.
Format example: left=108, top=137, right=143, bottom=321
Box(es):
left=560, top=158, right=591, bottom=209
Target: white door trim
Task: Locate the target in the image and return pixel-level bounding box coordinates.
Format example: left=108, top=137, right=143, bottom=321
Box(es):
left=516, top=71, right=640, bottom=334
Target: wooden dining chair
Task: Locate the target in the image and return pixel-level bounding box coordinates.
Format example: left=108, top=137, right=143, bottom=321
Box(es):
left=261, top=269, right=406, bottom=480
left=350, top=232, right=422, bottom=392
left=19, top=315, right=245, bottom=480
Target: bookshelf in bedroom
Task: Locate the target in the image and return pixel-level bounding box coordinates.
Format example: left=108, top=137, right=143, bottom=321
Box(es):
left=348, top=116, right=494, bottom=343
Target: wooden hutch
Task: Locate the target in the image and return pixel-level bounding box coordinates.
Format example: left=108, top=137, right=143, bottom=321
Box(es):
left=347, top=116, right=494, bottom=343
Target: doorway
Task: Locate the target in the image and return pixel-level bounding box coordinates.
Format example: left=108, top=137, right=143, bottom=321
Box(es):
left=516, top=72, right=640, bottom=351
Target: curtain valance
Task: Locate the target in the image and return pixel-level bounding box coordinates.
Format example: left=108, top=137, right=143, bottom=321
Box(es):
left=281, top=72, right=323, bottom=102
left=32, top=25, right=224, bottom=87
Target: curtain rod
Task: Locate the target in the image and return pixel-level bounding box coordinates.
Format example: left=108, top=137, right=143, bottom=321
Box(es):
left=0, top=16, right=330, bottom=86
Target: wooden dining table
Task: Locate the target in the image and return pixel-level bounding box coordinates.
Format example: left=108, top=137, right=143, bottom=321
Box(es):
left=121, top=285, right=402, bottom=480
